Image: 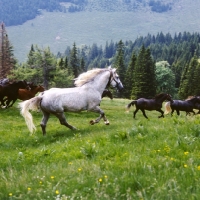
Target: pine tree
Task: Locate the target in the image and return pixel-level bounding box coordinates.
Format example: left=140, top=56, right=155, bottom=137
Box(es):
left=178, top=63, right=190, bottom=99
left=69, top=42, right=79, bottom=78
left=63, top=56, right=68, bottom=69
left=0, top=22, right=16, bottom=79
left=123, top=52, right=136, bottom=99
left=114, top=40, right=126, bottom=97
left=80, top=57, right=85, bottom=72
left=58, top=57, right=64, bottom=69
left=193, top=60, right=200, bottom=96
left=179, top=54, right=200, bottom=98
left=27, top=44, right=35, bottom=66
left=25, top=45, right=56, bottom=89
left=132, top=46, right=156, bottom=99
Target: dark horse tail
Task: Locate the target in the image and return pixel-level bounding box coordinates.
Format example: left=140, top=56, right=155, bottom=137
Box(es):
left=126, top=100, right=137, bottom=111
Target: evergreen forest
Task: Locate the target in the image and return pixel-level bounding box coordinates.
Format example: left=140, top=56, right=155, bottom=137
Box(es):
left=55, top=31, right=200, bottom=99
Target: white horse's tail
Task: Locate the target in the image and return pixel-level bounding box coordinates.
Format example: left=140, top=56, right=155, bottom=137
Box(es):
left=18, top=96, right=42, bottom=134
left=164, top=101, right=171, bottom=115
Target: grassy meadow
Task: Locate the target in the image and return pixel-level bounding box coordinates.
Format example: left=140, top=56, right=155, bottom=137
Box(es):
left=1, top=98, right=200, bottom=199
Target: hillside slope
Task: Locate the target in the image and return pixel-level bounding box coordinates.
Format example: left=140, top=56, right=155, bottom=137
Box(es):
left=6, top=0, right=200, bottom=62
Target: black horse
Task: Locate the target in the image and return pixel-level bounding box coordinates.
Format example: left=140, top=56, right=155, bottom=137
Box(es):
left=0, top=80, right=29, bottom=108
left=126, top=93, right=173, bottom=119
left=164, top=96, right=200, bottom=116
left=185, top=96, right=200, bottom=115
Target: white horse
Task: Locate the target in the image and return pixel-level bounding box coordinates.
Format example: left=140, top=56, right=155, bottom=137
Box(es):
left=19, top=67, right=123, bottom=135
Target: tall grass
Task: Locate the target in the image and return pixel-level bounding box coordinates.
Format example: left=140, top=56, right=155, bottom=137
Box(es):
left=0, top=98, right=200, bottom=199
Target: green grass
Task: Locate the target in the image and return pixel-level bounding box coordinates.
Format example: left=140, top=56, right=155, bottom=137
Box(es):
left=1, top=98, right=200, bottom=199
left=6, top=0, right=200, bottom=62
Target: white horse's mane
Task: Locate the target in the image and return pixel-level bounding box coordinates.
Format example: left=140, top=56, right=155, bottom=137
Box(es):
left=74, top=68, right=109, bottom=87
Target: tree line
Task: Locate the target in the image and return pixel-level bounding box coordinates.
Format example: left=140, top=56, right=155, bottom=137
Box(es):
left=1, top=22, right=200, bottom=100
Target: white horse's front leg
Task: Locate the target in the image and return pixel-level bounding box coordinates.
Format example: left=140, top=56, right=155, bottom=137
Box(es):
left=89, top=106, right=109, bottom=125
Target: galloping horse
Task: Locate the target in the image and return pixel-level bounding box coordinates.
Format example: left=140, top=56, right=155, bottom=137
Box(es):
left=185, top=96, right=200, bottom=115
left=19, top=67, right=123, bottom=135
left=18, top=85, right=45, bottom=101
left=0, top=80, right=28, bottom=108
left=126, top=93, right=173, bottom=119
left=164, top=96, right=200, bottom=116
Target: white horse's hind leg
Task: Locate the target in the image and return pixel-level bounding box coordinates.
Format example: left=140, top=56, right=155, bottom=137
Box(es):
left=40, top=111, right=50, bottom=136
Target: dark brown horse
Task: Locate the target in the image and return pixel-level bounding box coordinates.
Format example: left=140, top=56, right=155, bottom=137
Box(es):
left=164, top=96, right=200, bottom=116
left=18, top=85, right=45, bottom=101
left=0, top=80, right=29, bottom=108
left=127, top=93, right=173, bottom=119
left=102, top=89, right=113, bottom=99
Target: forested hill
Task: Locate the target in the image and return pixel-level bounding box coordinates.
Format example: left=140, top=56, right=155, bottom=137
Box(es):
left=0, top=0, right=181, bottom=26
left=61, top=31, right=200, bottom=90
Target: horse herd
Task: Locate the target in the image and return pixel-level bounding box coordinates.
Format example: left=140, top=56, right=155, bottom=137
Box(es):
left=1, top=67, right=200, bottom=135
left=126, top=93, right=200, bottom=119
left=0, top=79, right=45, bottom=108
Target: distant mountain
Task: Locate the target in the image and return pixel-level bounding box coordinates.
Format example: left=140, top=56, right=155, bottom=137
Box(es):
left=0, top=0, right=178, bottom=26
left=4, top=0, right=200, bottom=62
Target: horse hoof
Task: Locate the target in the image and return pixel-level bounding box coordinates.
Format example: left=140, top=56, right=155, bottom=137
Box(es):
left=90, top=120, right=95, bottom=125
left=71, top=126, right=77, bottom=130
left=104, top=121, right=110, bottom=125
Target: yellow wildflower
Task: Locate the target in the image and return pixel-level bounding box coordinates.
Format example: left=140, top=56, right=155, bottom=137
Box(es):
left=78, top=168, right=82, bottom=172
left=55, top=190, right=59, bottom=195
left=98, top=178, right=102, bottom=182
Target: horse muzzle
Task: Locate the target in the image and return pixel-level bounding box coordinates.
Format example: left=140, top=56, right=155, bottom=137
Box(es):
left=117, top=83, right=124, bottom=91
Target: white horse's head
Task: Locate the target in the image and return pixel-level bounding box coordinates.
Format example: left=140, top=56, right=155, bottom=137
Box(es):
left=109, top=68, right=124, bottom=91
